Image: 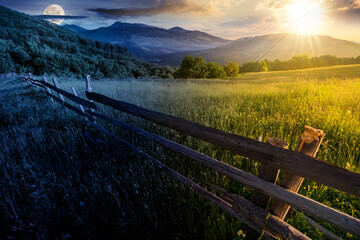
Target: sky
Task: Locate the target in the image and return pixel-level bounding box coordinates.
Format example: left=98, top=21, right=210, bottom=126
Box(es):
left=0, top=0, right=360, bottom=41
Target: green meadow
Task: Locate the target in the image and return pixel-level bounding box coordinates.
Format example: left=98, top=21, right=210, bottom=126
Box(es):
left=1, top=64, right=360, bottom=239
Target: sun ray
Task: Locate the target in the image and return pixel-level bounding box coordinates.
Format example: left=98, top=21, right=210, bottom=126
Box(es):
left=291, top=34, right=301, bottom=58
left=255, top=33, right=289, bottom=62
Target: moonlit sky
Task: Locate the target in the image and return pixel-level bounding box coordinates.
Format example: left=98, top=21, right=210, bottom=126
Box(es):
left=0, top=0, right=360, bottom=41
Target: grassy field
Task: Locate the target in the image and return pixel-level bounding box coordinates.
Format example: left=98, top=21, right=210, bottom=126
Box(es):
left=1, top=64, right=360, bottom=239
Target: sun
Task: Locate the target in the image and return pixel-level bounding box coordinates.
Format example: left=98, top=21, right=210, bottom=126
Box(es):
left=285, top=0, right=323, bottom=34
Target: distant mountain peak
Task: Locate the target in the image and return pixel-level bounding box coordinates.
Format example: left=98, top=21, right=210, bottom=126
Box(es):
left=79, top=21, right=231, bottom=59
left=63, top=24, right=87, bottom=32
left=169, top=26, right=188, bottom=33
left=109, top=21, right=154, bottom=29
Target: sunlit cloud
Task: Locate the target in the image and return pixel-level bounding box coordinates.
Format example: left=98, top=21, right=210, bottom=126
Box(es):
left=338, top=0, right=360, bottom=10
left=209, top=0, right=244, bottom=8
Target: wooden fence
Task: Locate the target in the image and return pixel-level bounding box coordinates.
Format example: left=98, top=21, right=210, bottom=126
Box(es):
left=22, top=74, right=360, bottom=239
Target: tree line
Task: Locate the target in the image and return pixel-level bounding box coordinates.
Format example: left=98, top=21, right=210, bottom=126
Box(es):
left=174, top=55, right=239, bottom=79
left=174, top=53, right=360, bottom=79
left=239, top=54, right=360, bottom=73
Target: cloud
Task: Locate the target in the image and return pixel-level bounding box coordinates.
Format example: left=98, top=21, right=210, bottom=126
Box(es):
left=221, top=15, right=276, bottom=27
left=350, top=0, right=360, bottom=9
left=338, top=0, right=360, bottom=10
left=36, top=15, right=87, bottom=19
left=88, top=0, right=213, bottom=18
left=255, top=0, right=292, bottom=12
left=329, top=0, right=360, bottom=20
left=209, top=0, right=244, bottom=8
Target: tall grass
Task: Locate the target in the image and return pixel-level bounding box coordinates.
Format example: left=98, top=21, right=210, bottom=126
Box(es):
left=1, top=64, right=360, bottom=239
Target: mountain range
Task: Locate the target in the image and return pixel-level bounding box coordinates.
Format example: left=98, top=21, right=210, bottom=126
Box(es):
left=156, top=33, right=360, bottom=66
left=65, top=23, right=360, bottom=67
left=64, top=22, right=231, bottom=59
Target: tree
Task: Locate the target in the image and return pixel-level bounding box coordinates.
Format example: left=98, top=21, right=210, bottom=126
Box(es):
left=0, top=26, right=8, bottom=38
left=175, top=55, right=194, bottom=78
left=10, top=46, right=30, bottom=64
left=175, top=55, right=208, bottom=79
left=223, top=62, right=239, bottom=77
left=260, top=60, right=269, bottom=72
left=192, top=56, right=208, bottom=78
left=207, top=62, right=226, bottom=79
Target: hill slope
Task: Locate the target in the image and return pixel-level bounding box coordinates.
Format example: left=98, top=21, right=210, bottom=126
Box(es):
left=63, top=24, right=87, bottom=32
left=156, top=33, right=360, bottom=66
left=70, top=22, right=231, bottom=59
left=0, top=6, right=169, bottom=78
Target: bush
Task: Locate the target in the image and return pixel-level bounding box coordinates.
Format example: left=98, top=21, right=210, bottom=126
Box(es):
left=10, top=46, right=30, bottom=63
left=207, top=62, right=226, bottom=79
left=175, top=55, right=208, bottom=79
left=175, top=55, right=228, bottom=79
left=192, top=56, right=208, bottom=78
left=223, top=62, right=239, bottom=77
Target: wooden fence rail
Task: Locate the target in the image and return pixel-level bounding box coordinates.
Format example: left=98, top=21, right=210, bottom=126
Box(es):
left=86, top=111, right=360, bottom=235
left=85, top=91, right=360, bottom=198
left=22, top=74, right=360, bottom=239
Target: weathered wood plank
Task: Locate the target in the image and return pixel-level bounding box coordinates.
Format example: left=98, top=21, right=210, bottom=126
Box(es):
left=90, top=123, right=309, bottom=240
left=251, top=138, right=288, bottom=209
left=43, top=77, right=54, bottom=103
left=271, top=126, right=325, bottom=220
left=230, top=194, right=310, bottom=240
left=26, top=80, right=44, bottom=88
left=87, top=110, right=360, bottom=236
left=85, top=75, right=96, bottom=123
left=71, top=87, right=88, bottom=122
left=89, top=123, right=272, bottom=238
left=85, top=91, right=360, bottom=198
left=46, top=91, right=89, bottom=118
left=28, top=73, right=39, bottom=90
left=30, top=79, right=97, bottom=109
left=52, top=78, right=65, bottom=103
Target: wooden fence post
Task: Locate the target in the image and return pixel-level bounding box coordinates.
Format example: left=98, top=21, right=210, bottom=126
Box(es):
left=86, top=75, right=96, bottom=123
left=270, top=126, right=325, bottom=220
left=52, top=78, right=65, bottom=104
left=43, top=77, right=54, bottom=102
left=251, top=138, right=289, bottom=209
left=28, top=73, right=33, bottom=82
left=28, top=73, right=39, bottom=90
left=246, top=138, right=288, bottom=238
left=72, top=86, right=88, bottom=122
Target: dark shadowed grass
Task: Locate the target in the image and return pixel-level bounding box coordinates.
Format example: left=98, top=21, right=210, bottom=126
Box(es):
left=1, top=64, right=360, bottom=239
left=0, top=78, right=226, bottom=239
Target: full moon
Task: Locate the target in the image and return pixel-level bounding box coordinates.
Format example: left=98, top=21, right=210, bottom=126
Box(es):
left=44, top=4, right=65, bottom=25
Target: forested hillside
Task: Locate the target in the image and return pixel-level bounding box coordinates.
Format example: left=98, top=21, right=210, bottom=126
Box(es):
left=0, top=6, right=172, bottom=78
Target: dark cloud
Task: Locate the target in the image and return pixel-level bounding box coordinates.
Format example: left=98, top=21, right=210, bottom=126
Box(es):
left=36, top=15, right=87, bottom=19
left=88, top=0, right=213, bottom=17
left=328, top=0, right=360, bottom=20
